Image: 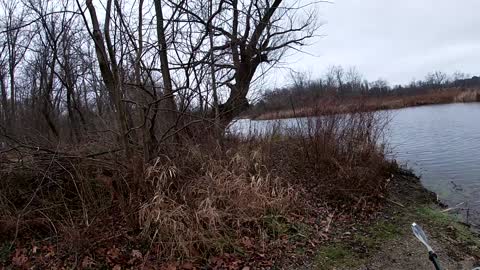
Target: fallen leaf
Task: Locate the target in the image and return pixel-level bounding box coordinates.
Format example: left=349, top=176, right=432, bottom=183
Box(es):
left=241, top=237, right=254, bottom=249
left=107, top=246, right=121, bottom=263
left=12, top=249, right=28, bottom=267
left=163, top=262, right=177, bottom=270
left=81, top=256, right=95, bottom=268
left=181, top=262, right=194, bottom=269
left=132, top=249, right=142, bottom=259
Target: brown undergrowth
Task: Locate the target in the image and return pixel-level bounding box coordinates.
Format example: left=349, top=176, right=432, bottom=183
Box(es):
left=0, top=109, right=393, bottom=268
left=248, top=109, right=393, bottom=218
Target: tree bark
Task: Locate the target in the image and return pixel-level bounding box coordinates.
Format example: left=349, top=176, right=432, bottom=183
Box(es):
left=85, top=0, right=132, bottom=158
left=0, top=72, right=8, bottom=126
left=153, top=0, right=178, bottom=128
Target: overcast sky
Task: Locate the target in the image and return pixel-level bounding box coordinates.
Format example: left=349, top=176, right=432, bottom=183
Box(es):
left=271, top=0, right=480, bottom=87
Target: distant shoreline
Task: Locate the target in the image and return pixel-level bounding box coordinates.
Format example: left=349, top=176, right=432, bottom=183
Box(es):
left=249, top=88, right=480, bottom=120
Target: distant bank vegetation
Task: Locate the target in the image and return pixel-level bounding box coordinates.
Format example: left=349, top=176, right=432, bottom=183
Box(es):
left=249, top=67, right=480, bottom=120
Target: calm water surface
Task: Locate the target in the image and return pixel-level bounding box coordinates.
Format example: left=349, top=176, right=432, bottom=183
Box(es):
left=387, top=103, right=480, bottom=226
left=232, top=103, right=480, bottom=227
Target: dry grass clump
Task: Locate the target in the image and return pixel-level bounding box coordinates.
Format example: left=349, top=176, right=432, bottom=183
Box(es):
left=454, top=89, right=480, bottom=102
left=139, top=143, right=292, bottom=259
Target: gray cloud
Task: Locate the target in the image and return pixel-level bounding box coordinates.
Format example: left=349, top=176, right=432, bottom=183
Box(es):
left=273, top=0, right=480, bottom=87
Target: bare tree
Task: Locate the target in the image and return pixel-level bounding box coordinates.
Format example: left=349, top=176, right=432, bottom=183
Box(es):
left=79, top=0, right=132, bottom=157
left=0, top=0, right=321, bottom=154
left=166, top=0, right=319, bottom=126
left=0, top=0, right=30, bottom=129
left=425, top=71, right=448, bottom=88
left=345, top=66, right=363, bottom=94
left=0, top=39, right=8, bottom=125
left=153, top=0, right=178, bottom=127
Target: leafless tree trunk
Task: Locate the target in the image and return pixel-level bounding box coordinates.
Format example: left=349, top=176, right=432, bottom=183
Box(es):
left=81, top=0, right=132, bottom=158
left=0, top=41, right=8, bottom=126
left=173, top=0, right=317, bottom=126
left=153, top=0, right=179, bottom=130
left=1, top=0, right=29, bottom=130
left=0, top=69, right=7, bottom=125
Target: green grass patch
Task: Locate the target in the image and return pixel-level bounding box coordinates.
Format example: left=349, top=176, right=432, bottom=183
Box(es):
left=354, top=221, right=401, bottom=250
left=263, top=215, right=290, bottom=238
left=262, top=214, right=311, bottom=241
left=313, top=217, right=402, bottom=268
left=368, top=222, right=401, bottom=240
left=0, top=242, right=13, bottom=265
left=414, top=205, right=480, bottom=247
left=314, top=244, right=362, bottom=270
left=415, top=206, right=453, bottom=224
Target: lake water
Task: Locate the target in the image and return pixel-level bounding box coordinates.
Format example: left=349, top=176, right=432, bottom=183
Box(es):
left=231, top=103, right=480, bottom=227
left=387, top=103, right=480, bottom=226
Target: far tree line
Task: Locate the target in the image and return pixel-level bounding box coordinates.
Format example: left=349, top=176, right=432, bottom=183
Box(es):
left=251, top=66, right=480, bottom=114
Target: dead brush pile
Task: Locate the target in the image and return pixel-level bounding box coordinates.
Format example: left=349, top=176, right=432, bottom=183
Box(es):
left=0, top=146, right=117, bottom=244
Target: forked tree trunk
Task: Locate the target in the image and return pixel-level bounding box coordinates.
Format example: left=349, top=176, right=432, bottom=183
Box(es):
left=84, top=0, right=132, bottom=159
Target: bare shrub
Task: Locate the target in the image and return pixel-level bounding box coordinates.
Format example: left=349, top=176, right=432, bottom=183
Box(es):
left=258, top=108, right=392, bottom=209
left=454, top=89, right=480, bottom=102
left=0, top=146, right=114, bottom=242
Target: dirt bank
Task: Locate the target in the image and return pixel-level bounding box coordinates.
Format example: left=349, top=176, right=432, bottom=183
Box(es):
left=301, top=170, right=480, bottom=270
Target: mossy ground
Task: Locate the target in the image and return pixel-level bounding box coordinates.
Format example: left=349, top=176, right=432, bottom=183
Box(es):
left=315, top=244, right=361, bottom=270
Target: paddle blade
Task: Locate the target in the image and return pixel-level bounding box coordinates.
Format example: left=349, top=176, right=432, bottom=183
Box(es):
left=412, top=222, right=434, bottom=252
